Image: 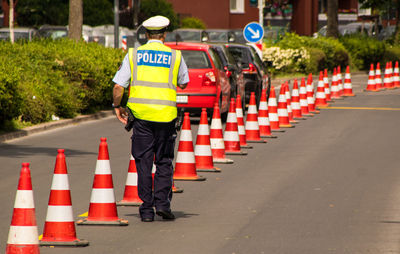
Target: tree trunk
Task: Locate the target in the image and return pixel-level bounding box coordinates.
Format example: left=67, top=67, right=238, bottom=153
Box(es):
left=68, top=0, right=83, bottom=41
left=326, top=0, right=339, bottom=38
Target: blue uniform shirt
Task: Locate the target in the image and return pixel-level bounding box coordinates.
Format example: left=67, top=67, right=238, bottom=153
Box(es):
left=113, top=40, right=189, bottom=88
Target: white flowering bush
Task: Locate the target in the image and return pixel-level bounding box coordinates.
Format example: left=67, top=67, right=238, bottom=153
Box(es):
left=262, top=46, right=310, bottom=73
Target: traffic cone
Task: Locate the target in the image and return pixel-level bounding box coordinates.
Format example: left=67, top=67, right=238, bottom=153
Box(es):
left=291, top=79, right=306, bottom=120
left=383, top=62, right=392, bottom=89
left=268, top=86, right=286, bottom=131
left=6, top=163, right=40, bottom=254
left=306, top=73, right=319, bottom=113
left=394, top=61, right=400, bottom=88
left=245, top=92, right=267, bottom=143
left=195, top=108, right=221, bottom=172
left=258, top=88, right=277, bottom=138
left=40, top=149, right=89, bottom=246
left=236, top=95, right=253, bottom=148
left=343, top=65, right=355, bottom=96
left=337, top=65, right=344, bottom=96
left=375, top=62, right=384, bottom=90
left=77, top=138, right=128, bottom=225
left=323, top=69, right=332, bottom=102
left=330, top=68, right=342, bottom=99
left=224, top=98, right=248, bottom=155
left=210, top=103, right=234, bottom=164
left=285, top=82, right=298, bottom=123
left=299, top=77, right=313, bottom=117
left=174, top=112, right=207, bottom=181
left=117, top=155, right=142, bottom=206
left=278, top=83, right=294, bottom=128
left=365, top=64, right=378, bottom=92
left=315, top=71, right=329, bottom=107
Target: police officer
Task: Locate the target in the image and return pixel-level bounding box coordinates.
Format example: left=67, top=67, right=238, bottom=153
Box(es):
left=112, top=15, right=189, bottom=222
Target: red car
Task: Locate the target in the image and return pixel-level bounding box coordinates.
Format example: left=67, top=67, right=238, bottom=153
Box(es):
left=165, top=42, right=231, bottom=118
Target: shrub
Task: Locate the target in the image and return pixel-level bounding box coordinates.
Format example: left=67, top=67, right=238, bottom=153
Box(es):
left=305, top=47, right=326, bottom=74
left=262, top=46, right=310, bottom=74
left=0, top=38, right=125, bottom=129
left=180, top=17, right=206, bottom=29
left=340, top=34, right=386, bottom=70
left=277, top=33, right=350, bottom=70
left=383, top=46, right=400, bottom=64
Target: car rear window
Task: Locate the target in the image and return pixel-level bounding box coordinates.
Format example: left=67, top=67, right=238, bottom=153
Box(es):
left=181, top=50, right=211, bottom=69
left=227, top=46, right=250, bottom=65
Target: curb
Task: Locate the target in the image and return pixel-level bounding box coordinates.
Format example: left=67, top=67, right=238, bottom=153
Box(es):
left=0, top=110, right=115, bottom=143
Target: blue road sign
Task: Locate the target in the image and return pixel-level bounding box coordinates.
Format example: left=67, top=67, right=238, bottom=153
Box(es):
left=243, top=22, right=264, bottom=43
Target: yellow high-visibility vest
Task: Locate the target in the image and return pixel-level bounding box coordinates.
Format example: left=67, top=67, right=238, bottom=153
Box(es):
left=127, top=42, right=181, bottom=122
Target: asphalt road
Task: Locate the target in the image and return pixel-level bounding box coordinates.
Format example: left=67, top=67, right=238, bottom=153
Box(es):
left=1, top=73, right=400, bottom=253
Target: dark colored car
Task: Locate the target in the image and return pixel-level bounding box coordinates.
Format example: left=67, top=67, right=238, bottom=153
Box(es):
left=38, top=25, right=68, bottom=39
left=205, top=29, right=236, bottom=43
left=165, top=42, right=231, bottom=117
left=209, top=43, right=246, bottom=112
left=226, top=43, right=269, bottom=105
left=165, top=29, right=209, bottom=43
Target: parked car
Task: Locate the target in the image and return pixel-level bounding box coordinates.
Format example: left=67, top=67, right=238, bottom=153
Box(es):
left=165, top=29, right=209, bottom=43
left=209, top=43, right=246, bottom=112
left=205, top=29, right=236, bottom=43
left=226, top=43, right=269, bottom=106
left=0, top=27, right=38, bottom=41
left=165, top=42, right=231, bottom=118
left=38, top=25, right=68, bottom=39
left=229, top=29, right=247, bottom=44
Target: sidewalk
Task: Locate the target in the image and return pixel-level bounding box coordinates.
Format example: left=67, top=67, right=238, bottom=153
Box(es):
left=0, top=110, right=115, bottom=143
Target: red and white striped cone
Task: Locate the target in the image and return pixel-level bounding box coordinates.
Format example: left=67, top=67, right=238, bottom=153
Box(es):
left=268, top=86, right=286, bottom=131
left=375, top=62, right=384, bottom=90
left=343, top=65, right=355, bottom=96
left=210, top=103, right=234, bottom=164
left=41, top=149, right=89, bottom=246
left=323, top=69, right=332, bottom=102
left=77, top=138, right=128, bottom=225
left=330, top=68, right=343, bottom=99
left=383, top=62, right=392, bottom=89
left=299, top=77, right=314, bottom=117
left=224, top=98, right=248, bottom=155
left=117, top=155, right=142, bottom=206
left=285, top=82, right=299, bottom=124
left=315, top=71, right=329, bottom=107
left=236, top=95, right=253, bottom=149
left=365, top=64, right=378, bottom=92
left=337, top=65, right=344, bottom=96
left=195, top=108, right=221, bottom=172
left=291, top=79, right=306, bottom=120
left=245, top=92, right=267, bottom=143
left=394, top=61, right=400, bottom=88
left=278, top=83, right=294, bottom=128
left=258, top=88, right=277, bottom=138
left=6, top=163, right=40, bottom=254
left=306, top=73, right=319, bottom=114
left=174, top=112, right=207, bottom=181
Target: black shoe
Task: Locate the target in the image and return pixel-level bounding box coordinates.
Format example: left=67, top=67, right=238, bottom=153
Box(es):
left=156, top=210, right=175, bottom=220
left=141, top=217, right=154, bottom=222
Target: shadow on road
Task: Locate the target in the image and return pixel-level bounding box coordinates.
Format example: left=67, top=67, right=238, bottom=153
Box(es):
left=124, top=211, right=199, bottom=220
left=0, top=143, right=96, bottom=158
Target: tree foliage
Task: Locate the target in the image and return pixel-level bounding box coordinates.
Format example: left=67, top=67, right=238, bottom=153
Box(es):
left=16, top=0, right=69, bottom=26
left=139, top=0, right=179, bottom=31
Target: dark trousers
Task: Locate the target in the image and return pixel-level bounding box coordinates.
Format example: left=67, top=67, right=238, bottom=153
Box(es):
left=131, top=118, right=176, bottom=218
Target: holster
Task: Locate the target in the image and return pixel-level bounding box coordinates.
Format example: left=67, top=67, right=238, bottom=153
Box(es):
left=125, top=107, right=135, bottom=132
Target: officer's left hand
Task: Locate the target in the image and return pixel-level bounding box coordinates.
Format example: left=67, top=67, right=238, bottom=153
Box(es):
left=115, top=107, right=128, bottom=125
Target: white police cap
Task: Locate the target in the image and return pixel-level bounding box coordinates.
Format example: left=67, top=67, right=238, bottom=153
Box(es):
left=142, top=15, right=170, bottom=31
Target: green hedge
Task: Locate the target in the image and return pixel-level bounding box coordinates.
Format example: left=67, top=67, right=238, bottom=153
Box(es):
left=277, top=33, right=350, bottom=71
left=0, top=39, right=125, bottom=128
left=339, top=34, right=386, bottom=71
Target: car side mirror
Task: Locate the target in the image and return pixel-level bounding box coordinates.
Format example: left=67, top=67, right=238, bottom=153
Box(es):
left=227, top=64, right=236, bottom=72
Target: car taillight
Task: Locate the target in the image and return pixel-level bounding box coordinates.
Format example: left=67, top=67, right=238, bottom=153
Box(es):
left=224, top=66, right=232, bottom=78
left=243, top=63, right=257, bottom=74
left=203, top=71, right=217, bottom=86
